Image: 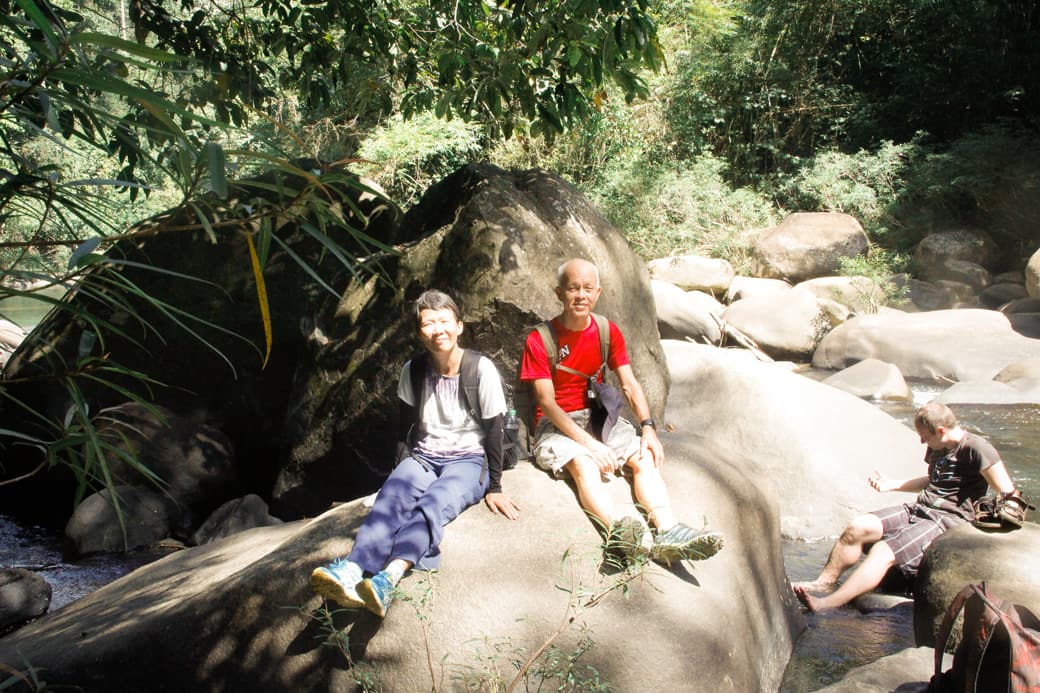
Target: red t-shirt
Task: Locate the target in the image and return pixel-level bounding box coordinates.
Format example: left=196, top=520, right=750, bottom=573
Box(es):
left=520, top=316, right=629, bottom=418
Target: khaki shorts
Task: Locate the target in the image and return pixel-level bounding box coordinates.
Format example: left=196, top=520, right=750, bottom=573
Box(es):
left=532, top=409, right=642, bottom=475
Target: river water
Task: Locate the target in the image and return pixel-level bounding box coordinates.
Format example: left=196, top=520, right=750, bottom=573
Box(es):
left=2, top=294, right=1038, bottom=689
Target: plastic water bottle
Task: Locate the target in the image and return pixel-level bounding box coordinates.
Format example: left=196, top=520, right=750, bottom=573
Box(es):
left=503, top=407, right=519, bottom=469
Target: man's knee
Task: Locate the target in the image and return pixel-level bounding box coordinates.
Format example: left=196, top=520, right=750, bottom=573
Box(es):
left=623, top=451, right=657, bottom=477
left=565, top=456, right=600, bottom=485
left=842, top=514, right=884, bottom=543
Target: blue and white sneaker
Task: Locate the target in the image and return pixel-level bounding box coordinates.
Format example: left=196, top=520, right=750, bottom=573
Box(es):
left=357, top=570, right=395, bottom=618
left=310, top=558, right=365, bottom=609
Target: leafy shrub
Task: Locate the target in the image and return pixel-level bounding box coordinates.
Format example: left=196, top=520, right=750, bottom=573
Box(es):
left=357, top=113, right=483, bottom=206
left=775, top=140, right=913, bottom=249
left=587, top=154, right=777, bottom=268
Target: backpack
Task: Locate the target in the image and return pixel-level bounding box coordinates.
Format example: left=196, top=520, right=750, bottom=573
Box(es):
left=405, top=349, right=519, bottom=473
left=928, top=581, right=1040, bottom=693
left=526, top=313, right=624, bottom=442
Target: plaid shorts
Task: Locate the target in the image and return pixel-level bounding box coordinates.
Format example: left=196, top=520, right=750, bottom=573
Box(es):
left=531, top=409, right=641, bottom=475
left=871, top=502, right=965, bottom=577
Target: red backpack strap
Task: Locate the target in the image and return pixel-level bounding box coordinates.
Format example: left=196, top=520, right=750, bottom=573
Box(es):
left=934, top=582, right=987, bottom=676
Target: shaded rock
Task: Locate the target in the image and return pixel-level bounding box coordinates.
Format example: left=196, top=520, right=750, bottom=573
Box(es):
left=1000, top=297, right=1040, bottom=314
left=0, top=164, right=398, bottom=521
left=822, top=358, right=910, bottom=401
left=94, top=402, right=237, bottom=526
left=722, top=286, right=831, bottom=361
left=811, top=646, right=938, bottom=693
left=0, top=568, right=51, bottom=631
left=65, top=485, right=179, bottom=555
left=646, top=254, right=735, bottom=295
left=750, top=212, right=868, bottom=283
left=191, top=494, right=284, bottom=546
left=725, top=276, right=791, bottom=303
left=1008, top=312, right=1040, bottom=338
left=662, top=341, right=919, bottom=539
left=796, top=276, right=887, bottom=315
left=932, top=280, right=978, bottom=308
left=651, top=280, right=723, bottom=344
left=906, top=279, right=950, bottom=311
left=980, top=282, right=1028, bottom=308
left=276, top=164, right=669, bottom=517
left=930, top=259, right=992, bottom=290
left=913, top=522, right=1040, bottom=647
left=1027, top=246, right=1040, bottom=298
left=0, top=419, right=803, bottom=691
left=993, top=270, right=1025, bottom=285
left=813, top=309, right=1040, bottom=382
left=913, top=229, right=999, bottom=281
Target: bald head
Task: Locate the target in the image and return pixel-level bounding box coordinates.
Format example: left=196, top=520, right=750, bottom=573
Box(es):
left=556, top=259, right=600, bottom=289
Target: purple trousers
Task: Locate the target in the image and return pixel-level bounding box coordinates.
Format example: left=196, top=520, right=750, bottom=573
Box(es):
left=348, top=453, right=487, bottom=573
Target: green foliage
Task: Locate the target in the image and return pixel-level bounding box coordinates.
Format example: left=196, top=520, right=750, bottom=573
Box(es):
left=587, top=154, right=777, bottom=269
left=894, top=125, right=1040, bottom=256
left=357, top=113, right=483, bottom=206
left=661, top=0, right=1040, bottom=178
left=837, top=248, right=910, bottom=312
left=776, top=140, right=913, bottom=249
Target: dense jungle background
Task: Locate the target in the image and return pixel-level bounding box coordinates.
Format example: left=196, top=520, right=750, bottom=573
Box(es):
left=1, top=0, right=1039, bottom=509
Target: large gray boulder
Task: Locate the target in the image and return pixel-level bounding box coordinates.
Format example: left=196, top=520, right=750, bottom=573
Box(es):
left=725, top=276, right=791, bottom=303
left=913, top=229, right=999, bottom=280
left=795, top=276, right=887, bottom=315
left=811, top=647, right=938, bottom=693
left=822, top=358, right=910, bottom=401
left=94, top=402, right=237, bottom=525
left=661, top=341, right=919, bottom=539
left=0, top=568, right=51, bottom=631
left=913, top=522, right=1040, bottom=647
left=275, top=164, right=669, bottom=517
left=1028, top=246, right=1040, bottom=298
left=813, top=309, right=1040, bottom=382
left=935, top=379, right=1040, bottom=405
left=650, top=279, right=723, bottom=344
left=0, top=425, right=803, bottom=691
left=750, top=212, right=868, bottom=283
left=721, top=286, right=831, bottom=361
left=65, top=485, right=179, bottom=555
left=190, top=494, right=284, bottom=546
left=0, top=164, right=398, bottom=521
left=647, top=254, right=735, bottom=295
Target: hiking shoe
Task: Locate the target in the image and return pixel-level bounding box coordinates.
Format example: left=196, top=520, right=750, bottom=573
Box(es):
left=604, top=516, right=651, bottom=569
left=357, top=571, right=395, bottom=618
left=310, top=558, right=365, bottom=609
left=651, top=523, right=725, bottom=565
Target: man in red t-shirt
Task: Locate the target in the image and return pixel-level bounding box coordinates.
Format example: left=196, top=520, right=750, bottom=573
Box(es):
left=520, top=258, right=723, bottom=567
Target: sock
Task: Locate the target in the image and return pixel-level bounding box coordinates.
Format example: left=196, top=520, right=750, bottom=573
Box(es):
left=384, top=560, right=408, bottom=585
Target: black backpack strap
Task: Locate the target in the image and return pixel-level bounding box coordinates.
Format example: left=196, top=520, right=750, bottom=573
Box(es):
left=459, top=348, right=483, bottom=423
left=401, top=351, right=429, bottom=450
left=459, top=348, right=500, bottom=489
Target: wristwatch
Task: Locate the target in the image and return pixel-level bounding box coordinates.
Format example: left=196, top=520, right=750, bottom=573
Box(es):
left=639, top=418, right=656, bottom=430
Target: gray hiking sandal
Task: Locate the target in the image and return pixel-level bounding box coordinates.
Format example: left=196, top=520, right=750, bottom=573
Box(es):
left=604, top=516, right=651, bottom=569
left=651, top=523, right=724, bottom=565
